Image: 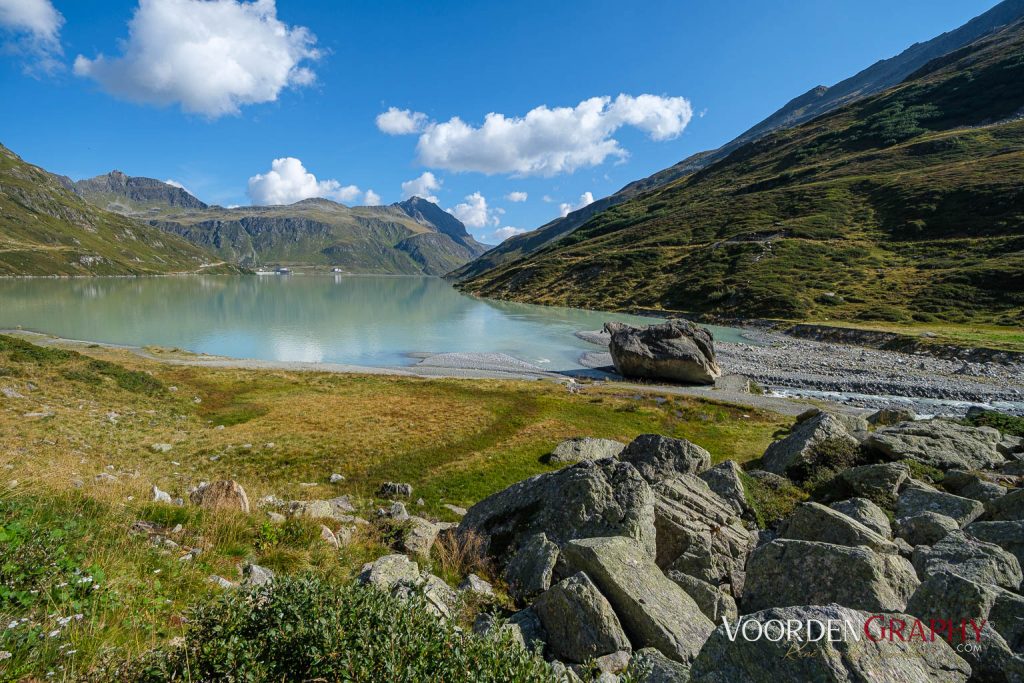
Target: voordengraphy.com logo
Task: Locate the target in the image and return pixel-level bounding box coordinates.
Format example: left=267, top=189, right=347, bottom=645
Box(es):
left=721, top=615, right=987, bottom=648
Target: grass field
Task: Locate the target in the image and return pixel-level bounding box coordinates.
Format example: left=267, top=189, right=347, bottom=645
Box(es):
left=0, top=334, right=787, bottom=678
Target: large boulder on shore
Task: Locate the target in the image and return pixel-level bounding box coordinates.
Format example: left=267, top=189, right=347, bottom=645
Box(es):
left=839, top=462, right=909, bottom=507
left=532, top=572, right=631, bottom=664
left=689, top=604, right=970, bottom=683
left=986, top=488, right=1024, bottom=522
left=865, top=419, right=1005, bottom=471
left=620, top=434, right=711, bottom=484
left=699, top=460, right=754, bottom=520
left=562, top=536, right=715, bottom=664
left=896, top=481, right=984, bottom=527
left=760, top=412, right=859, bottom=479
left=503, top=532, right=560, bottom=603
left=779, top=502, right=898, bottom=554
left=966, top=520, right=1024, bottom=567
left=743, top=539, right=920, bottom=613
left=829, top=497, right=892, bottom=538
left=457, top=458, right=656, bottom=563
left=548, top=437, right=626, bottom=464
left=912, top=530, right=1022, bottom=591
left=604, top=319, right=721, bottom=385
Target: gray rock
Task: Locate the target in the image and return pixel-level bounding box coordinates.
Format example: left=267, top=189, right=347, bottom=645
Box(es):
left=151, top=485, right=172, bottom=504
left=329, top=473, right=345, bottom=483
left=943, top=469, right=1007, bottom=503
left=190, top=480, right=250, bottom=513
left=504, top=532, right=560, bottom=603
left=533, top=572, right=631, bottom=664
left=689, top=604, right=970, bottom=683
left=698, top=460, right=753, bottom=520
left=358, top=554, right=421, bottom=590
left=894, top=512, right=959, bottom=547
left=743, top=539, right=920, bottom=612
left=998, top=434, right=1024, bottom=458
left=443, top=503, right=467, bottom=517
left=474, top=609, right=546, bottom=652
left=418, top=573, right=460, bottom=620
left=913, top=531, right=1022, bottom=591
left=458, top=573, right=494, bottom=598
left=867, top=407, right=916, bottom=426
left=594, top=649, right=632, bottom=675
left=629, top=647, right=690, bottom=683
left=378, top=482, right=413, bottom=498
left=866, top=419, right=1005, bottom=471
left=840, top=462, right=909, bottom=507
left=381, top=501, right=409, bottom=520
left=562, top=536, right=714, bottom=664
left=287, top=499, right=333, bottom=519
left=319, top=525, right=339, bottom=549
left=966, top=520, right=1024, bottom=567
left=151, top=443, right=173, bottom=453
left=829, top=497, right=891, bottom=538
left=241, top=563, right=274, bottom=587
left=549, top=437, right=626, bottom=464
left=605, top=319, right=721, bottom=385
left=458, top=459, right=656, bottom=563
left=327, top=495, right=355, bottom=515
left=401, top=516, right=439, bottom=558
left=780, top=501, right=898, bottom=554
left=986, top=488, right=1024, bottom=521
left=208, top=575, right=236, bottom=590
left=666, top=570, right=738, bottom=623
left=652, top=475, right=755, bottom=589
left=620, top=434, right=712, bottom=483
left=896, top=481, right=984, bottom=527
left=760, top=413, right=858, bottom=478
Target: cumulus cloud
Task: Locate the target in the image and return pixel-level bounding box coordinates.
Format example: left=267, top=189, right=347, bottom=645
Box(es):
left=363, top=189, right=381, bottom=206
left=400, top=171, right=441, bottom=204
left=247, top=157, right=374, bottom=206
left=0, top=0, right=64, bottom=72
left=447, top=192, right=501, bottom=229
left=73, top=0, right=319, bottom=118
left=505, top=191, right=528, bottom=202
left=492, top=226, right=526, bottom=242
left=384, top=94, right=692, bottom=176
left=559, top=191, right=594, bottom=218
left=376, top=107, right=428, bottom=135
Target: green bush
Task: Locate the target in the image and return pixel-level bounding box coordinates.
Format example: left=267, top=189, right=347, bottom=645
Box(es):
left=741, top=472, right=808, bottom=528
left=788, top=436, right=865, bottom=485
left=966, top=410, right=1024, bottom=438
left=125, top=576, right=555, bottom=682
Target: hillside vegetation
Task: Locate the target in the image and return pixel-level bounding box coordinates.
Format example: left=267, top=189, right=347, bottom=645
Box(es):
left=458, top=21, right=1024, bottom=327
left=0, top=146, right=235, bottom=276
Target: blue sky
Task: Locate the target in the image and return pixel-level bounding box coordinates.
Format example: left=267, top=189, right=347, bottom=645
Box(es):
left=0, top=0, right=1002, bottom=243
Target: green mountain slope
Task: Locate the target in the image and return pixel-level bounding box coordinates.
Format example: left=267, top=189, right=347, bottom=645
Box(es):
left=75, top=174, right=488, bottom=275
left=0, top=145, right=234, bottom=276
left=450, top=0, right=1024, bottom=283
left=458, top=21, right=1024, bottom=326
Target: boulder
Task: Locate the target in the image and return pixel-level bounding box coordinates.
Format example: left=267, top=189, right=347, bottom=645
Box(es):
left=287, top=499, right=333, bottom=519
left=378, top=482, right=413, bottom=498
left=867, top=407, right=916, bottom=426
left=743, top=539, right=920, bottom=612
left=474, top=609, right=546, bottom=653
left=942, top=470, right=1007, bottom=503
left=241, top=563, right=274, bottom=587
left=458, top=573, right=494, bottom=598
left=628, top=647, right=691, bottom=683
left=829, top=497, right=891, bottom=538
left=840, top=462, right=909, bottom=507
left=760, top=413, right=859, bottom=478
left=401, top=516, right=439, bottom=558
left=151, top=485, right=172, bottom=504
left=780, top=502, right=897, bottom=554
left=912, top=531, right=1022, bottom=591
left=666, top=570, right=738, bottom=623
left=894, top=512, right=959, bottom=547
left=620, top=434, right=712, bottom=483
left=594, top=650, right=632, bottom=676
left=896, top=481, right=984, bottom=527
left=651, top=475, right=755, bottom=589
left=357, top=554, right=420, bottom=590
left=698, top=460, right=753, bottom=520
left=563, top=536, right=715, bottom=664
left=966, top=520, right=1024, bottom=568
left=532, top=572, right=631, bottom=663
left=865, top=420, right=1005, bottom=470
left=417, top=573, right=460, bottom=620
left=986, top=488, right=1024, bottom=521
left=458, top=459, right=656, bottom=563
left=604, top=319, right=721, bottom=385
left=503, top=532, right=560, bottom=603
left=319, top=525, right=339, bottom=549
left=548, top=437, right=626, bottom=464
left=689, top=604, right=970, bottom=683
left=190, top=480, right=250, bottom=513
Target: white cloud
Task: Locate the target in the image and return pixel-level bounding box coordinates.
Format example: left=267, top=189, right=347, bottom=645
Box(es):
left=559, top=191, right=594, bottom=218
left=492, top=226, right=526, bottom=242
left=390, top=94, right=692, bottom=176
left=447, top=192, right=501, bottom=229
left=505, top=191, right=528, bottom=202
left=163, top=178, right=187, bottom=190
left=247, top=157, right=373, bottom=206
left=363, top=189, right=381, bottom=206
left=400, top=172, right=441, bottom=204
left=376, top=107, right=428, bottom=135
left=0, top=0, right=64, bottom=72
left=73, top=0, right=319, bottom=118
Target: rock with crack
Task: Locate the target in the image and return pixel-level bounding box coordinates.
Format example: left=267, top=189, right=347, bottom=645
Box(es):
left=760, top=413, right=859, bottom=479
left=894, top=512, right=959, bottom=547
left=912, top=530, right=1022, bottom=591
left=357, top=554, right=459, bottom=619
left=942, top=470, right=1007, bottom=503
left=532, top=572, right=631, bottom=664
left=401, top=516, right=439, bottom=558
left=867, top=407, right=916, bottom=427
left=548, top=437, right=626, bottom=465
left=620, top=434, right=712, bottom=483
left=190, top=480, right=250, bottom=513
left=628, top=647, right=691, bottom=682
left=779, top=501, right=898, bottom=554
left=865, top=420, right=1005, bottom=471
left=457, top=458, right=656, bottom=564
left=829, top=497, right=891, bottom=538
left=896, top=481, right=984, bottom=527
left=698, top=460, right=754, bottom=520
left=743, top=539, right=919, bottom=613
left=562, top=536, right=715, bottom=665
left=378, top=482, right=413, bottom=498
left=241, top=563, right=274, bottom=587
left=689, top=604, right=970, bottom=683
left=504, top=532, right=560, bottom=603
left=966, top=520, right=1024, bottom=568
left=458, top=573, right=494, bottom=598
left=604, top=319, right=721, bottom=385
left=839, top=462, right=909, bottom=507
left=666, top=570, right=738, bottom=623
left=986, top=488, right=1024, bottom=522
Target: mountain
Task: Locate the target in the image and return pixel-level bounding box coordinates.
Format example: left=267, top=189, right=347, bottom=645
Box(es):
left=0, top=144, right=235, bottom=276
left=74, top=173, right=488, bottom=275
left=456, top=19, right=1024, bottom=326
left=450, top=0, right=1024, bottom=282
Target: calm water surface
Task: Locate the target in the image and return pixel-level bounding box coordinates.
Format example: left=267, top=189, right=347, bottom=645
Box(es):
left=0, top=275, right=750, bottom=370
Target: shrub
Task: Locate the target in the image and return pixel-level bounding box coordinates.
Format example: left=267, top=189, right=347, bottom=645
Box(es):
left=966, top=409, right=1024, bottom=438
left=788, top=437, right=865, bottom=485
left=124, top=576, right=554, bottom=682
left=741, top=472, right=808, bottom=529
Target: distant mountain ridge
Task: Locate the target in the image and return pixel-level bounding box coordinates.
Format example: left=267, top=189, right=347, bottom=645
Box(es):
left=73, top=173, right=487, bottom=275
left=450, top=0, right=1024, bottom=283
